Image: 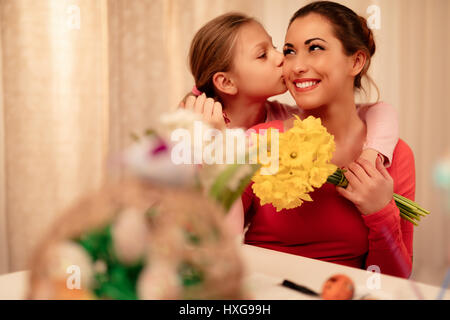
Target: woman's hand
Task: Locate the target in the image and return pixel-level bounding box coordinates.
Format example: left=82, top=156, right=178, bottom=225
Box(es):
left=224, top=199, right=245, bottom=239
left=336, top=155, right=394, bottom=215
left=180, top=93, right=226, bottom=130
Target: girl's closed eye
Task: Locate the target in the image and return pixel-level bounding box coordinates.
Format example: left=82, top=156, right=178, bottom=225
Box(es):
left=258, top=51, right=267, bottom=59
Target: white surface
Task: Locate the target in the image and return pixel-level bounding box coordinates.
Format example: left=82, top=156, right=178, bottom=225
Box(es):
left=0, top=270, right=29, bottom=300
left=239, top=244, right=450, bottom=300
left=0, top=245, right=449, bottom=300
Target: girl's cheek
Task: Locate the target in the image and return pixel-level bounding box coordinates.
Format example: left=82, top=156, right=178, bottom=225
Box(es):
left=282, top=60, right=292, bottom=76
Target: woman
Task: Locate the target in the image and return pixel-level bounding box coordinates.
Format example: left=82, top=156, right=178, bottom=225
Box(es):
left=240, top=1, right=415, bottom=279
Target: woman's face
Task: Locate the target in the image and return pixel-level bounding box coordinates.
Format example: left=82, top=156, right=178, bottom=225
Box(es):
left=231, top=21, right=287, bottom=100
left=282, top=13, right=356, bottom=110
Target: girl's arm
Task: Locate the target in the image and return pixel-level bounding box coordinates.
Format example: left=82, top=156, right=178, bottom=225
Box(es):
left=357, top=102, right=399, bottom=168
left=270, top=100, right=399, bottom=167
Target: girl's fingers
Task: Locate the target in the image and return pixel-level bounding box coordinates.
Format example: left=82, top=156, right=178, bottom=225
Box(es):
left=202, top=98, right=215, bottom=122
left=178, top=100, right=185, bottom=109
left=355, top=158, right=379, bottom=178
left=185, top=95, right=196, bottom=111
left=376, top=155, right=392, bottom=180
left=194, top=93, right=207, bottom=114
left=212, top=102, right=226, bottom=128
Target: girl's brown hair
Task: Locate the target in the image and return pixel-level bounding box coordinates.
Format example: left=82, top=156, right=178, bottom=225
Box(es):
left=289, top=1, right=378, bottom=98
left=187, top=12, right=255, bottom=102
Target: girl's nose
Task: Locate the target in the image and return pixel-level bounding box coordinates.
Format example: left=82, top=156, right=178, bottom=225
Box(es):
left=275, top=50, right=284, bottom=68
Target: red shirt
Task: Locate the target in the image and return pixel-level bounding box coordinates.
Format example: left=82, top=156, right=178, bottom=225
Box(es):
left=243, top=121, right=415, bottom=278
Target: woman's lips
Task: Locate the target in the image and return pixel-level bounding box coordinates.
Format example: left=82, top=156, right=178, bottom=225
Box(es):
left=293, top=78, right=321, bottom=93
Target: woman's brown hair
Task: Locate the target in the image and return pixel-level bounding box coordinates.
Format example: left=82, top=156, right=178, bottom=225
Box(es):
left=186, top=12, right=255, bottom=102
left=289, top=1, right=379, bottom=98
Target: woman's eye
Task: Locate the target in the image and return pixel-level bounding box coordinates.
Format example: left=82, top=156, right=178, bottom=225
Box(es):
left=309, top=44, right=324, bottom=52
left=283, top=48, right=295, bottom=56
left=258, top=52, right=267, bottom=59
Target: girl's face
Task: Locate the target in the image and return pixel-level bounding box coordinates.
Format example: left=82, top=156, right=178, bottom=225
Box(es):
left=282, top=14, right=356, bottom=109
left=231, top=21, right=287, bottom=100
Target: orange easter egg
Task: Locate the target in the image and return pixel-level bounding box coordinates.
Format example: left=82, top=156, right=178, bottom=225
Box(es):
left=53, top=280, right=95, bottom=300
left=321, top=274, right=355, bottom=300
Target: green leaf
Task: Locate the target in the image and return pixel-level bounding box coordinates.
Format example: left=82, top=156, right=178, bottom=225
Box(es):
left=178, top=262, right=203, bottom=288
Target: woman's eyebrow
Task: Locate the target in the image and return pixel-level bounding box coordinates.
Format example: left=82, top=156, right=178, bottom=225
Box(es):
left=284, top=38, right=327, bottom=48
left=305, top=38, right=327, bottom=45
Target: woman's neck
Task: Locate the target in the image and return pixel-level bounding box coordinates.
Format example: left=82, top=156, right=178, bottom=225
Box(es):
left=302, top=96, right=367, bottom=167
left=222, top=95, right=267, bottom=129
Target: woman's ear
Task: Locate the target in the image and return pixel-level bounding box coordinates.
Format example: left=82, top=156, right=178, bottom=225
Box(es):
left=350, top=50, right=367, bottom=77
left=213, top=72, right=238, bottom=96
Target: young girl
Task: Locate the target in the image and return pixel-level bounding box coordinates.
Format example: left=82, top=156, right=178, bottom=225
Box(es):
left=181, top=12, right=398, bottom=168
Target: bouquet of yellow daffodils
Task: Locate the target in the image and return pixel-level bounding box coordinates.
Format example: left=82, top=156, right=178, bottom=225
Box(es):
left=251, top=116, right=337, bottom=211
left=251, top=116, right=430, bottom=226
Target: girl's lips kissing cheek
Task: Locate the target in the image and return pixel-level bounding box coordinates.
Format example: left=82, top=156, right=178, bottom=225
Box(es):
left=293, top=79, right=321, bottom=93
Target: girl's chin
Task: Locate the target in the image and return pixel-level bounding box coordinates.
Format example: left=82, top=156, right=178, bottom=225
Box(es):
left=278, top=88, right=288, bottom=95
left=274, top=85, right=288, bottom=96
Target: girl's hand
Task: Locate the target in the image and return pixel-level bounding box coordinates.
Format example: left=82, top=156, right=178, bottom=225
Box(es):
left=181, top=94, right=226, bottom=130
left=359, top=148, right=381, bottom=166
left=336, top=156, right=394, bottom=215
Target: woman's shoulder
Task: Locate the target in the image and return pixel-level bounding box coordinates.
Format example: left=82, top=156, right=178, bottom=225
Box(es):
left=393, top=139, right=415, bottom=165
left=389, top=139, right=416, bottom=196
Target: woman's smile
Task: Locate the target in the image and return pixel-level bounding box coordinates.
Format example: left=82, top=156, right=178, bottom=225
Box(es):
left=293, top=78, right=321, bottom=92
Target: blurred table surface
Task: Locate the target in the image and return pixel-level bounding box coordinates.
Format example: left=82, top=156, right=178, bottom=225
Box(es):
left=0, top=244, right=448, bottom=300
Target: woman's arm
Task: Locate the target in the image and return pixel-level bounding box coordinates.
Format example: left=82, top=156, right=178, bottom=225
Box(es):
left=224, top=181, right=256, bottom=237
left=361, top=140, right=415, bottom=278
left=357, top=102, right=399, bottom=168
left=224, top=198, right=245, bottom=236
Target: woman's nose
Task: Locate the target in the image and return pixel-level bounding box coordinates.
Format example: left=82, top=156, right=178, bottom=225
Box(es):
left=293, top=58, right=308, bottom=74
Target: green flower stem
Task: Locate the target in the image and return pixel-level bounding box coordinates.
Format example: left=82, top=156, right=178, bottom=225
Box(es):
left=400, top=213, right=419, bottom=226
left=397, top=204, right=420, bottom=221
left=327, top=169, right=430, bottom=227
left=209, top=164, right=260, bottom=212
left=395, top=199, right=423, bottom=219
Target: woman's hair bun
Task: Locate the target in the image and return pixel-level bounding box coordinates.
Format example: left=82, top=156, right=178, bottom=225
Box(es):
left=358, top=15, right=376, bottom=56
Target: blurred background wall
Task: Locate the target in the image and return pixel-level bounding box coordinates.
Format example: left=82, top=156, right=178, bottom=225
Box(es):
left=0, top=0, right=449, bottom=287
